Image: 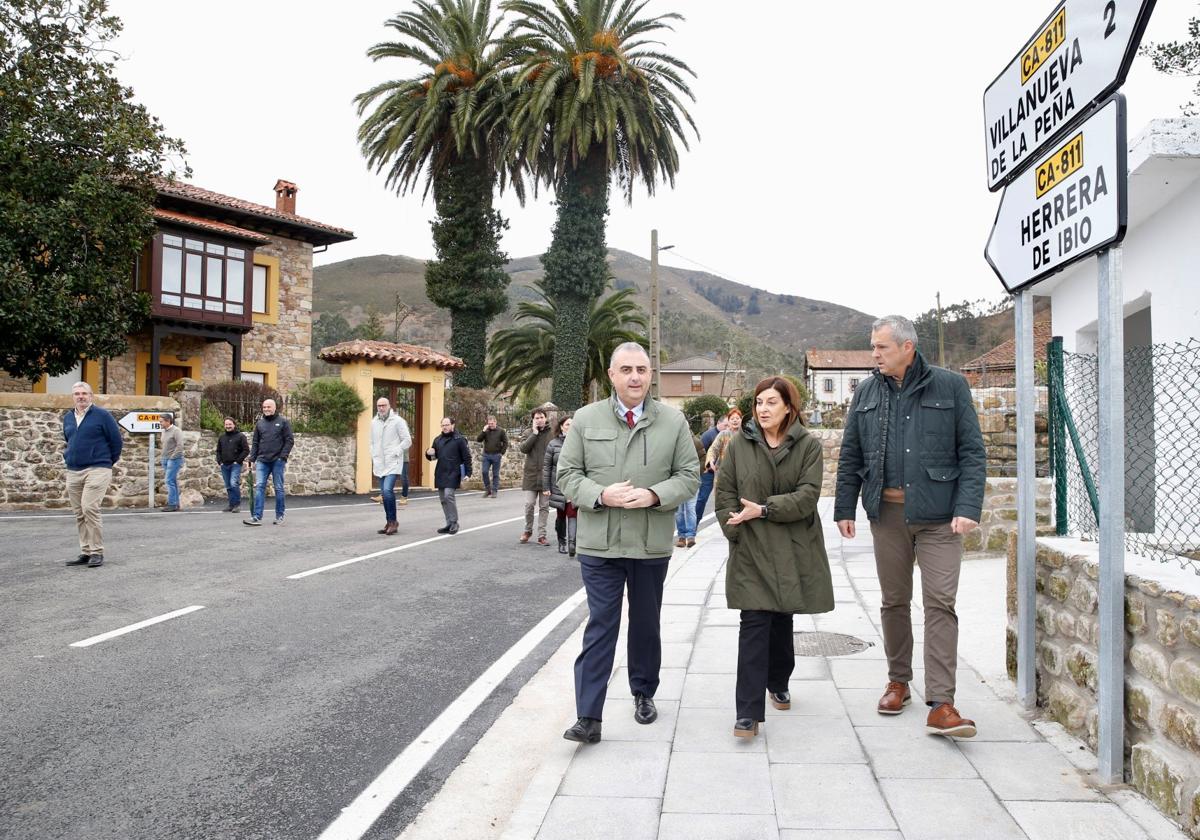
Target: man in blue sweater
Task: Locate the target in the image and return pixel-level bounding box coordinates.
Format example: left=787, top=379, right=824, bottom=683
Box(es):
left=62, top=382, right=123, bottom=568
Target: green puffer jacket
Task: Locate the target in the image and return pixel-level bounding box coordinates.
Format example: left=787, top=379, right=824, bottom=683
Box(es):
left=716, top=419, right=834, bottom=614
left=556, top=397, right=700, bottom=559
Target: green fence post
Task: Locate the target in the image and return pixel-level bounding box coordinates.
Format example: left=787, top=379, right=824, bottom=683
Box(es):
left=1048, top=337, right=1068, bottom=535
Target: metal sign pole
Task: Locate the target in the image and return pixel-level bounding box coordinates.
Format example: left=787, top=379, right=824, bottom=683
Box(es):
left=148, top=432, right=156, bottom=510
left=1097, top=245, right=1126, bottom=784
left=1015, top=289, right=1037, bottom=708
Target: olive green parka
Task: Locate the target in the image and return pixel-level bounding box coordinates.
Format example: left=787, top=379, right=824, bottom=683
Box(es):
left=715, top=418, right=834, bottom=614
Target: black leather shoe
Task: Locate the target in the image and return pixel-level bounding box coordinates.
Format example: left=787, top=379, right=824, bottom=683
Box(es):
left=634, top=693, right=657, bottom=725
left=436, top=525, right=451, bottom=534
left=733, top=717, right=760, bottom=738
left=769, top=690, right=791, bottom=710
left=562, top=717, right=601, bottom=744
left=87, top=554, right=104, bottom=568
left=66, top=554, right=90, bottom=566
left=447, top=523, right=459, bottom=534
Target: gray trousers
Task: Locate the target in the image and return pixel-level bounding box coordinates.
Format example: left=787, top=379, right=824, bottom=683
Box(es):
left=523, top=490, right=549, bottom=537
left=869, top=502, right=963, bottom=705
left=439, top=487, right=458, bottom=527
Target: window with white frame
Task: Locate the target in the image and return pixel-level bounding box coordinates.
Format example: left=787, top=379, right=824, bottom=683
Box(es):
left=823, top=377, right=834, bottom=393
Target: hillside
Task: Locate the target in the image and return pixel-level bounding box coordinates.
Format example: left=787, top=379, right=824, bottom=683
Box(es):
left=312, top=249, right=878, bottom=381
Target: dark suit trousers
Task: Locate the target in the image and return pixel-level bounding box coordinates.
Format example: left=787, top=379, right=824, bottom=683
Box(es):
left=736, top=610, right=795, bottom=721
left=574, top=554, right=669, bottom=720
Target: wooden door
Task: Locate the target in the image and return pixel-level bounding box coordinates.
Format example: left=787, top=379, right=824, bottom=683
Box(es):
left=146, top=364, right=189, bottom=397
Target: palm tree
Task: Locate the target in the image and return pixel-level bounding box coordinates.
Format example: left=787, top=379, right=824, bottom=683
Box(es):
left=487, top=279, right=648, bottom=404
left=502, top=0, right=697, bottom=409
left=355, top=0, right=524, bottom=388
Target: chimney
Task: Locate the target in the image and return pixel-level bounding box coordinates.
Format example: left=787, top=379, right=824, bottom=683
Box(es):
left=273, top=179, right=298, bottom=214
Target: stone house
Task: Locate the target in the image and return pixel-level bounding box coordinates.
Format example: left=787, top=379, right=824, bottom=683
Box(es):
left=960, top=319, right=1053, bottom=388
left=0, top=178, right=354, bottom=396
left=658, top=355, right=745, bottom=408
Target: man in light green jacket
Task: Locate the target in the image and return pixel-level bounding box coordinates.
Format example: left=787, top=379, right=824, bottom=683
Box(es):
left=555, top=342, right=700, bottom=744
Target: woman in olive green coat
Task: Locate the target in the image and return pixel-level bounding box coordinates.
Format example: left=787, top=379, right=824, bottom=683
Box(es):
left=716, top=376, right=834, bottom=737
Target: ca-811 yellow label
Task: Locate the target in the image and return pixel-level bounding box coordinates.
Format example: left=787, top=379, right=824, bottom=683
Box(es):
left=1021, top=7, right=1067, bottom=84
left=1035, top=132, right=1083, bottom=198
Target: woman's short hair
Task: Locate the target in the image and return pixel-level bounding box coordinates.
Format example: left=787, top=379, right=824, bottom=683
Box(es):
left=752, top=377, right=806, bottom=427
left=553, top=414, right=573, bottom=436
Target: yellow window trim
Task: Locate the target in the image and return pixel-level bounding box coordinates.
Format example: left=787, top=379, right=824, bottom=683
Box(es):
left=240, top=360, right=278, bottom=389
left=32, top=358, right=100, bottom=393
left=135, top=351, right=202, bottom=395
left=252, top=254, right=280, bottom=325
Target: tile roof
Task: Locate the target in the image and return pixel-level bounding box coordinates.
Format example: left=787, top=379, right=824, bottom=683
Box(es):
left=662, top=354, right=743, bottom=372
left=317, top=340, right=465, bottom=370
left=152, top=209, right=271, bottom=244
left=805, top=349, right=878, bottom=370
left=154, top=178, right=354, bottom=244
left=960, top=320, right=1053, bottom=372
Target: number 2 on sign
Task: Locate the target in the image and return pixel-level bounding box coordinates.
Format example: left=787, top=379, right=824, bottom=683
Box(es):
left=1103, top=1, right=1116, bottom=38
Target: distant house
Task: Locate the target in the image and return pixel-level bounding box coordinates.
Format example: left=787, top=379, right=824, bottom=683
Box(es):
left=0, top=178, right=354, bottom=396
left=658, top=354, right=745, bottom=408
left=805, top=350, right=876, bottom=407
left=959, top=319, right=1053, bottom=388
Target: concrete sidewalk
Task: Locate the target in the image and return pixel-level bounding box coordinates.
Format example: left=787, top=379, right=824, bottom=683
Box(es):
left=401, top=499, right=1186, bottom=840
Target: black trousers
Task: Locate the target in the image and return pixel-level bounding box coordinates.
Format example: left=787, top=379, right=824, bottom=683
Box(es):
left=736, top=610, right=795, bottom=720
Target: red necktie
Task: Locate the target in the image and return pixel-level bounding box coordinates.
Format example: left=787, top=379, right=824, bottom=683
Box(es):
left=625, top=410, right=636, bottom=430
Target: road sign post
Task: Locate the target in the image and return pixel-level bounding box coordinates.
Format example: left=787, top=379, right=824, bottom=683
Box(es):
left=119, top=412, right=164, bottom=509
left=984, top=0, right=1155, bottom=190
left=985, top=93, right=1127, bottom=293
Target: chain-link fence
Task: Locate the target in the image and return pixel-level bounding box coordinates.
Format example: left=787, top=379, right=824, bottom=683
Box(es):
left=1051, top=337, right=1200, bottom=572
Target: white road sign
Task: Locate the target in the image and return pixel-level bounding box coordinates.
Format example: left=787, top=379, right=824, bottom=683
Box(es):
left=983, top=0, right=1154, bottom=191
left=985, top=94, right=1127, bottom=294
left=119, top=411, right=165, bottom=433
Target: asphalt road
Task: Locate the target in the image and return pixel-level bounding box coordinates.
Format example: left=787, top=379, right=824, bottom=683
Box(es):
left=0, top=490, right=586, bottom=840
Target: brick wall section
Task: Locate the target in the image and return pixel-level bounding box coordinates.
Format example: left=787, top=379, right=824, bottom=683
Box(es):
left=0, top=395, right=353, bottom=509
left=1006, top=538, right=1200, bottom=837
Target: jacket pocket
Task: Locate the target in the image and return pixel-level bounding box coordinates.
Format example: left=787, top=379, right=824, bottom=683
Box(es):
left=645, top=507, right=675, bottom=557
left=583, top=428, right=618, bottom=468
left=923, top=465, right=960, bottom=518
left=920, top=396, right=955, bottom=440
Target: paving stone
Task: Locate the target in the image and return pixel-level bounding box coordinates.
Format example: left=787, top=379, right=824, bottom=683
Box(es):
left=766, top=679, right=846, bottom=716
left=661, top=620, right=701, bottom=644
left=958, top=741, right=1103, bottom=801
left=681, top=672, right=737, bottom=708
left=659, top=813, right=780, bottom=840
left=765, top=714, right=866, bottom=765
left=780, top=833, right=903, bottom=840
left=599, top=697, right=680, bottom=742
left=707, top=593, right=728, bottom=609
left=665, top=577, right=715, bottom=591
left=610, top=667, right=686, bottom=702
left=839, top=688, right=926, bottom=727
left=661, top=643, right=693, bottom=668
left=953, top=699, right=1040, bottom=742
left=834, top=587, right=858, bottom=602
left=854, top=578, right=883, bottom=591
left=704, top=608, right=741, bottom=626
left=772, top=764, right=895, bottom=830
left=1005, top=801, right=1150, bottom=840
left=663, top=588, right=708, bottom=605
left=673, top=707, right=767, bottom=753
left=688, top=644, right=738, bottom=674
left=662, top=752, right=774, bottom=814
left=830, top=658, right=890, bottom=688
left=535, top=795, right=661, bottom=840
left=880, top=779, right=1026, bottom=840
left=695, top=625, right=740, bottom=646
left=856, top=726, right=978, bottom=778
left=660, top=605, right=703, bottom=624
left=558, top=741, right=671, bottom=798
left=787, top=657, right=831, bottom=680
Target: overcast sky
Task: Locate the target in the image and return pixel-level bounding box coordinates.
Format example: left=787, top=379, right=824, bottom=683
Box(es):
left=108, top=0, right=1196, bottom=318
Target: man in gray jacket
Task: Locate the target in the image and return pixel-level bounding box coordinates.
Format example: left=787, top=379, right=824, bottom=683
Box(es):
left=555, top=343, right=700, bottom=744
left=835, top=315, right=986, bottom=738
left=159, top=412, right=184, bottom=512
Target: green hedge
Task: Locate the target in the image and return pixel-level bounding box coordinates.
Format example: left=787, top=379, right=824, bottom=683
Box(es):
left=289, top=377, right=366, bottom=435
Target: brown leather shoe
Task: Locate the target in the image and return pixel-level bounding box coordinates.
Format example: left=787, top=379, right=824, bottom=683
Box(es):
left=519, top=531, right=531, bottom=543
left=384, top=520, right=398, bottom=536
left=877, top=681, right=911, bottom=715
left=675, top=537, right=686, bottom=547
left=926, top=703, right=977, bottom=738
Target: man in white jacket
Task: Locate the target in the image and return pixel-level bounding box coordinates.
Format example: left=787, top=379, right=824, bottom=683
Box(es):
left=370, top=397, right=412, bottom=535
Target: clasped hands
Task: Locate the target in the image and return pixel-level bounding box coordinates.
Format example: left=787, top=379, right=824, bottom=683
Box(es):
left=725, top=498, right=765, bottom=527
left=601, top=480, right=659, bottom=509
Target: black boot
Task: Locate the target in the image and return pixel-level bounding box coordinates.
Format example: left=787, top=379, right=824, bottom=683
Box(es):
left=558, top=538, right=567, bottom=554
left=568, top=539, right=576, bottom=557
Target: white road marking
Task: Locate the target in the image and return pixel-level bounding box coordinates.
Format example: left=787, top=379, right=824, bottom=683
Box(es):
left=70, top=605, right=206, bottom=648
left=315, top=585, right=588, bottom=840
left=287, top=516, right=527, bottom=580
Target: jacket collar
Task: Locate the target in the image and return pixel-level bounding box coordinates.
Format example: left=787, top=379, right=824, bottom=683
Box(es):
left=742, top=417, right=808, bottom=448
left=872, top=350, right=932, bottom=393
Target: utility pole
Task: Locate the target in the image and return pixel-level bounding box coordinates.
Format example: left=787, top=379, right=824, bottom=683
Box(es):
left=936, top=291, right=946, bottom=368
left=649, top=230, right=674, bottom=400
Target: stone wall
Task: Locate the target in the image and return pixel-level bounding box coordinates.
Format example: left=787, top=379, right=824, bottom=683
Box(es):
left=1006, top=538, right=1200, bottom=837
left=973, top=387, right=1049, bottom=477
left=457, top=440, right=526, bottom=492
left=0, top=394, right=353, bottom=509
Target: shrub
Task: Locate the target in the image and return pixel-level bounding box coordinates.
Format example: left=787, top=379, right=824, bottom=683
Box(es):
left=199, top=398, right=225, bottom=433
left=203, top=380, right=283, bottom=428
left=681, top=394, right=732, bottom=434
left=289, top=376, right=366, bottom=435
left=444, top=386, right=493, bottom=430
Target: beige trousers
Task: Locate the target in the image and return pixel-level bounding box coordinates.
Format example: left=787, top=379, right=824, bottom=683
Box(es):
left=66, top=467, right=113, bottom=555
left=869, top=501, right=963, bottom=705
left=524, top=490, right=549, bottom=538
